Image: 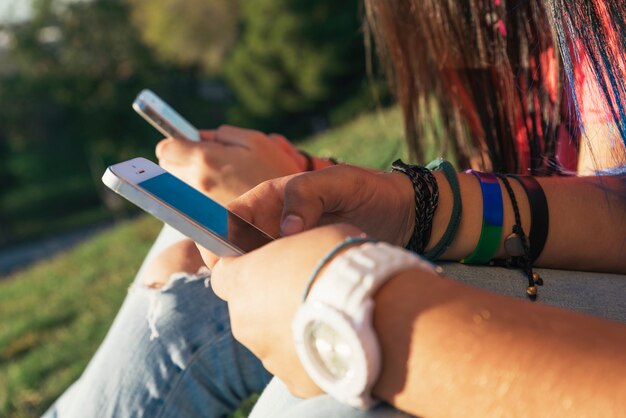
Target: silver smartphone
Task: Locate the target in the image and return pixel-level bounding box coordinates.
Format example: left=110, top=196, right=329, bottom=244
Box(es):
left=133, top=89, right=201, bottom=142
left=102, top=157, right=274, bottom=256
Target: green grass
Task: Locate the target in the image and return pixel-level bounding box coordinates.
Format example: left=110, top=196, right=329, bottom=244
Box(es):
left=299, top=106, right=406, bottom=168
left=0, top=216, right=162, bottom=417
left=0, top=106, right=406, bottom=417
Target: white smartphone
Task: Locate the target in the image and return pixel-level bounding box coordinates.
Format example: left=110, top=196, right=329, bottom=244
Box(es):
left=102, top=157, right=274, bottom=256
left=133, top=89, right=201, bottom=142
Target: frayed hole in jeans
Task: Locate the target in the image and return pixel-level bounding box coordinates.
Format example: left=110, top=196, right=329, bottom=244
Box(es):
left=146, top=267, right=211, bottom=340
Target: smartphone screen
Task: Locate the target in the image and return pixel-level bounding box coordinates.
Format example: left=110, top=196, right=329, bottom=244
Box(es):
left=139, top=171, right=273, bottom=253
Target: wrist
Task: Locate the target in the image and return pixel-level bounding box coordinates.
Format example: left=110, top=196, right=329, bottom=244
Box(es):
left=423, top=171, right=452, bottom=254
left=303, top=231, right=372, bottom=301
left=371, top=265, right=447, bottom=405
left=430, top=172, right=531, bottom=261
left=428, top=171, right=484, bottom=260
left=294, top=242, right=439, bottom=408
left=388, top=171, right=417, bottom=247
left=312, top=156, right=338, bottom=170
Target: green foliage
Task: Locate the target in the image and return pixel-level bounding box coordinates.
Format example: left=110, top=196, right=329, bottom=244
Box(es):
left=0, top=0, right=385, bottom=249
left=225, top=0, right=372, bottom=134
left=0, top=0, right=228, bottom=247
left=128, top=0, right=239, bottom=74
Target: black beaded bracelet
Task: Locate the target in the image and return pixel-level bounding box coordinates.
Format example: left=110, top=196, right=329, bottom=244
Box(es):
left=298, top=150, right=339, bottom=171
left=298, top=150, right=315, bottom=171
left=495, top=174, right=543, bottom=300
left=391, top=159, right=439, bottom=254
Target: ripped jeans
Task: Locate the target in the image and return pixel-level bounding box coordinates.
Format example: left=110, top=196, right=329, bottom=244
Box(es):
left=43, top=226, right=410, bottom=418
left=42, top=226, right=272, bottom=417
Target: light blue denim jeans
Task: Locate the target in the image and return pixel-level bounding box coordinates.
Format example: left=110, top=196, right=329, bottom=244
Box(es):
left=42, top=226, right=406, bottom=418
left=44, top=225, right=626, bottom=418
left=42, top=226, right=271, bottom=418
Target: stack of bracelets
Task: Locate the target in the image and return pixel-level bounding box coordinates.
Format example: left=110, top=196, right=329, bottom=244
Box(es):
left=392, top=159, right=549, bottom=300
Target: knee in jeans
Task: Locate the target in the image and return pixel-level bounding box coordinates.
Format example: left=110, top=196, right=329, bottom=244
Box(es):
left=142, top=268, right=213, bottom=340
left=141, top=239, right=206, bottom=289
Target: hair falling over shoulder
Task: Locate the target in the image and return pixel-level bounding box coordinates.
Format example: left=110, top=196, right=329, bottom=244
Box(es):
left=364, top=0, right=626, bottom=175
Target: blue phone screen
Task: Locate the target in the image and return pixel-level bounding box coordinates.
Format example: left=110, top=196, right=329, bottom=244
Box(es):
left=139, top=172, right=272, bottom=252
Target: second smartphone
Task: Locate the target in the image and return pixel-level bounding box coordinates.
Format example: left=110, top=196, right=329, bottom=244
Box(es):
left=133, top=89, right=201, bottom=142
left=102, top=157, right=274, bottom=256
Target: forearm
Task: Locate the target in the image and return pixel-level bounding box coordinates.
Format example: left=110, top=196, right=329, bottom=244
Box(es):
left=425, top=171, right=626, bottom=272
left=372, top=268, right=626, bottom=417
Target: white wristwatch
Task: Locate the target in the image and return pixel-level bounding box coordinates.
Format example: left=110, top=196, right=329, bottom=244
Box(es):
left=292, top=241, right=438, bottom=408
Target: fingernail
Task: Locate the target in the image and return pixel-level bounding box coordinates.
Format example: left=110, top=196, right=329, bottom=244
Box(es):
left=280, top=214, right=304, bottom=236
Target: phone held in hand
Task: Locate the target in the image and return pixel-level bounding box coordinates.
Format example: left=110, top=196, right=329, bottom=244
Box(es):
left=133, top=89, right=201, bottom=142
left=102, top=157, right=274, bottom=256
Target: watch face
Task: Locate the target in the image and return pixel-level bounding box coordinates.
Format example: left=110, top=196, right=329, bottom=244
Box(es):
left=305, top=320, right=353, bottom=381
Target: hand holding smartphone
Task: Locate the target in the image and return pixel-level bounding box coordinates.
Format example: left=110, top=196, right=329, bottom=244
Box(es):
left=133, top=89, right=201, bottom=142
left=102, top=157, right=274, bottom=256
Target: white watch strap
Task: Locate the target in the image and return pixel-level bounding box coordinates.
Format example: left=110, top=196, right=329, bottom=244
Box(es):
left=307, top=242, right=436, bottom=315
left=295, top=241, right=437, bottom=408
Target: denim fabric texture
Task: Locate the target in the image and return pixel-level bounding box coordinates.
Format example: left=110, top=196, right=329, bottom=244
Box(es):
left=44, top=225, right=626, bottom=418
left=42, top=226, right=271, bottom=418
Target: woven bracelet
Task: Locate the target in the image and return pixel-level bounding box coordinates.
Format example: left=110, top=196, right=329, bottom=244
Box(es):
left=391, top=159, right=439, bottom=255
left=424, top=159, right=462, bottom=260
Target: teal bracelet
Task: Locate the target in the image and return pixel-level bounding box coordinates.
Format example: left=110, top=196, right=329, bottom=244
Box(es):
left=301, top=235, right=376, bottom=302
left=424, top=159, right=462, bottom=260
left=461, top=171, right=503, bottom=264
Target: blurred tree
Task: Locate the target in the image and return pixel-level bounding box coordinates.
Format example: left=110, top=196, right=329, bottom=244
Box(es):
left=0, top=128, right=14, bottom=246
left=0, top=0, right=226, bottom=246
left=224, top=0, right=370, bottom=135
left=0, top=0, right=382, bottom=247
left=128, top=0, right=239, bottom=74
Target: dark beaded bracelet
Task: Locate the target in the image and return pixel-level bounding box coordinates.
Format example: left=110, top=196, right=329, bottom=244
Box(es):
left=298, top=150, right=315, bottom=171
left=494, top=174, right=543, bottom=300
left=298, top=150, right=339, bottom=171
left=508, top=175, right=549, bottom=262
left=391, top=159, right=439, bottom=254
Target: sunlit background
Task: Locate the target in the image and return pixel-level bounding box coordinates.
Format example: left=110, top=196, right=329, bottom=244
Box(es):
left=0, top=1, right=402, bottom=416
left=0, top=0, right=389, bottom=253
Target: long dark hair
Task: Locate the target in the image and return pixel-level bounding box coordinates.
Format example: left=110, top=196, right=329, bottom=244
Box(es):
left=546, top=0, right=626, bottom=149
left=364, top=0, right=626, bottom=175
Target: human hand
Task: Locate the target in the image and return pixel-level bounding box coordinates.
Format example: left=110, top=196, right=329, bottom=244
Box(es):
left=206, top=223, right=364, bottom=398
left=228, top=165, right=416, bottom=247
left=155, top=125, right=305, bottom=205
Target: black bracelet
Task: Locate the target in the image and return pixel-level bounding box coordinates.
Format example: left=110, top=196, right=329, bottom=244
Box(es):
left=495, top=174, right=543, bottom=300
left=298, top=150, right=339, bottom=171
left=298, top=150, right=315, bottom=171
left=391, top=159, right=439, bottom=254
left=507, top=175, right=549, bottom=262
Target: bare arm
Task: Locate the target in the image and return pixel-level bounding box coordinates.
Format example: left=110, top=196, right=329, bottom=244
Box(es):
left=233, top=165, right=626, bottom=273
left=427, top=171, right=626, bottom=272
left=373, top=267, right=626, bottom=417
